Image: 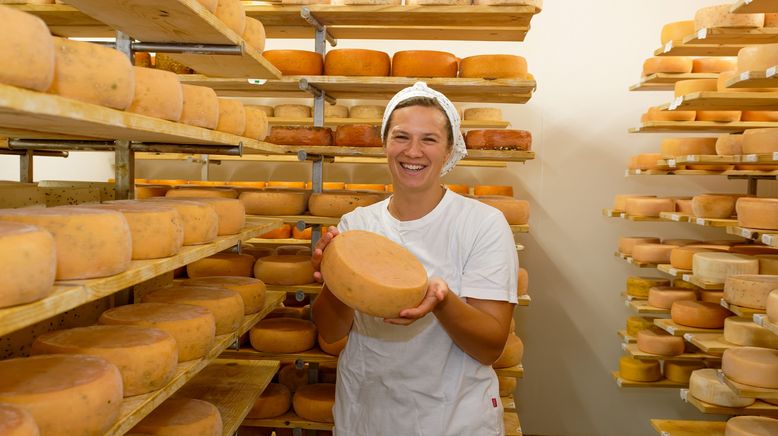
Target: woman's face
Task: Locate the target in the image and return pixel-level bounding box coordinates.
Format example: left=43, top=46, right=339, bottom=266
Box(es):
left=385, top=105, right=451, bottom=193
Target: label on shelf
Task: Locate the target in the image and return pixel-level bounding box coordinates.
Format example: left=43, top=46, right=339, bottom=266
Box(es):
left=624, top=300, right=631, bottom=308
left=680, top=388, right=689, bottom=402
left=763, top=234, right=777, bottom=246
left=695, top=218, right=707, bottom=225
left=621, top=343, right=628, bottom=352
left=667, top=159, right=677, bottom=168
left=720, top=299, right=731, bottom=310
left=743, top=154, right=758, bottom=163
left=247, top=79, right=267, bottom=85
left=768, top=66, right=778, bottom=78
left=664, top=41, right=674, bottom=53
left=741, top=71, right=751, bottom=81
left=754, top=313, right=767, bottom=327
left=697, top=28, right=709, bottom=40
left=686, top=155, right=700, bottom=163
left=669, top=97, right=683, bottom=111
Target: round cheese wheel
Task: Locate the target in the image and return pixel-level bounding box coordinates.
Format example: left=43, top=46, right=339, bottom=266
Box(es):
left=692, top=57, right=737, bottom=74
left=242, top=17, right=266, bottom=52
left=498, top=376, right=516, bottom=397
left=239, top=190, right=308, bottom=215
left=671, top=300, right=731, bottom=328
left=247, top=383, right=291, bottom=419
left=333, top=125, right=382, bottom=147
left=99, top=302, right=215, bottom=362
left=619, top=237, right=661, bottom=256
left=216, top=98, right=246, bottom=136
left=0, top=207, right=131, bottom=280
left=738, top=44, right=778, bottom=73
left=642, top=57, right=693, bottom=75
left=0, top=354, right=122, bottom=435
left=250, top=317, right=317, bottom=353
left=474, top=185, right=513, bottom=197
left=274, top=105, right=311, bottom=119
left=742, top=111, right=778, bottom=121
left=632, top=243, right=678, bottom=264
left=445, top=184, right=470, bottom=195
left=321, top=230, right=427, bottom=318
left=0, top=222, right=56, bottom=309
left=723, top=347, right=778, bottom=389
left=324, top=104, right=348, bottom=118
left=664, top=361, right=705, bottom=383
left=725, top=416, right=778, bottom=436
left=259, top=223, right=292, bottom=239
left=637, top=327, right=685, bottom=356
left=142, top=285, right=245, bottom=335
left=618, top=356, right=661, bottom=382
left=350, top=105, right=385, bottom=119
left=267, top=126, right=333, bottom=146
left=696, top=111, right=741, bottom=122
left=31, top=325, right=177, bottom=397
left=308, top=191, right=383, bottom=217
left=459, top=55, right=528, bottom=79
left=689, top=368, right=755, bottom=407
left=716, top=134, right=744, bottom=155
left=743, top=128, right=778, bottom=154
left=644, top=106, right=696, bottom=122
left=693, top=252, right=759, bottom=283
left=463, top=108, right=503, bottom=121
left=661, top=20, right=695, bottom=44
left=724, top=274, right=778, bottom=309
left=493, top=334, right=524, bottom=368
left=250, top=105, right=273, bottom=117
left=391, top=51, right=458, bottom=78
left=263, top=50, right=323, bottom=75
left=628, top=153, right=667, bottom=171
left=0, top=5, right=55, bottom=92
left=278, top=364, right=309, bottom=393
left=175, top=197, right=244, bottom=235
left=692, top=194, right=739, bottom=219
left=292, top=226, right=312, bottom=240
left=671, top=246, right=718, bottom=270
left=626, top=316, right=655, bottom=337
left=648, top=287, right=697, bottom=309
left=318, top=333, right=347, bottom=356
left=131, top=398, right=222, bottom=435
left=0, top=403, right=38, bottom=436
left=154, top=53, right=193, bottom=74
left=613, top=195, right=656, bottom=211
left=244, top=106, right=270, bottom=141
left=183, top=276, right=266, bottom=314
left=724, top=316, right=778, bottom=348
left=325, top=49, right=390, bottom=76
left=180, top=84, right=219, bottom=129
left=166, top=187, right=238, bottom=199
left=476, top=196, right=529, bottom=225
left=214, top=0, right=246, bottom=35
left=660, top=138, right=717, bottom=157
left=140, top=198, right=219, bottom=245
left=293, top=384, right=335, bottom=423
left=675, top=79, right=717, bottom=98
left=465, top=129, right=532, bottom=150
left=187, top=253, right=255, bottom=278
left=344, top=184, right=385, bottom=192
left=48, top=38, right=134, bottom=110
left=627, top=276, right=670, bottom=298
left=127, top=66, right=184, bottom=121
left=676, top=199, right=694, bottom=214
left=694, top=5, right=764, bottom=30
left=624, top=197, right=674, bottom=217
left=254, top=255, right=315, bottom=286
left=275, top=245, right=311, bottom=256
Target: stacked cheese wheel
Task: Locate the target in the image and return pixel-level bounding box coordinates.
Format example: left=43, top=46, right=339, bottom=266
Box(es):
left=619, top=355, right=704, bottom=383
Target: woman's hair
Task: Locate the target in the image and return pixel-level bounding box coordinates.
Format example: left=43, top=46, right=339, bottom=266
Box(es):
left=382, top=97, right=454, bottom=148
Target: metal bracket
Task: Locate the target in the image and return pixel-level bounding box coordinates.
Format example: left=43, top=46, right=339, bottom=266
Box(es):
left=307, top=361, right=319, bottom=384
left=295, top=290, right=306, bottom=302
left=114, top=139, right=134, bottom=200
left=131, top=143, right=243, bottom=156
left=115, top=31, right=132, bottom=60
left=726, top=174, right=777, bottom=196
left=300, top=7, right=337, bottom=49
left=298, top=79, right=337, bottom=106
left=200, top=154, right=210, bottom=181
left=295, top=220, right=307, bottom=231
left=132, top=42, right=243, bottom=55
left=0, top=149, right=68, bottom=158
left=294, top=359, right=305, bottom=370
left=19, top=150, right=33, bottom=183
left=8, top=139, right=115, bottom=152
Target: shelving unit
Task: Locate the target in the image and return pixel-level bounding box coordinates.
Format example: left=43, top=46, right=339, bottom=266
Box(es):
left=612, top=371, right=688, bottom=389
left=630, top=73, right=718, bottom=92
left=663, top=91, right=778, bottom=111
left=682, top=389, right=778, bottom=417
left=630, top=120, right=778, bottom=133
left=683, top=333, right=737, bottom=355
left=650, top=419, right=726, bottom=436
left=622, top=343, right=721, bottom=362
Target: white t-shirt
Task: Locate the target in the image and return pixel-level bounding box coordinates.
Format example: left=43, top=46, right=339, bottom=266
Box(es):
left=332, top=189, right=519, bottom=436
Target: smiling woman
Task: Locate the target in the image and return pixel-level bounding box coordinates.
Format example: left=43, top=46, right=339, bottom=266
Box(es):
left=310, top=82, right=520, bottom=435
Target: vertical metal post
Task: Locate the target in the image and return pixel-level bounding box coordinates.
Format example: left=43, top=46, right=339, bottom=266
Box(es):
left=315, top=27, right=327, bottom=56
left=114, top=140, right=134, bottom=199
left=311, top=24, right=327, bottom=249
left=19, top=150, right=33, bottom=183
left=201, top=154, right=210, bottom=181
left=747, top=176, right=758, bottom=196
left=115, top=31, right=132, bottom=60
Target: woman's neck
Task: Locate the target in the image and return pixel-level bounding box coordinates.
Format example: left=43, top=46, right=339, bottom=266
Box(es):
left=388, top=185, right=446, bottom=221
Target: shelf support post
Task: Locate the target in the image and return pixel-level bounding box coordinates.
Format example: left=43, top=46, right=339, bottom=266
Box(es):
left=201, top=154, right=210, bottom=181
left=747, top=176, right=758, bottom=196
left=300, top=7, right=337, bottom=49
left=114, top=139, right=134, bottom=200
left=19, top=150, right=33, bottom=183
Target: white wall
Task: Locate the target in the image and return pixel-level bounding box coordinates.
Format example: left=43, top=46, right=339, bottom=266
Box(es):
left=4, top=1, right=778, bottom=434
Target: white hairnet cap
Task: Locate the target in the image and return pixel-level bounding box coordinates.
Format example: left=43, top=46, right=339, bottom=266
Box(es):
left=381, top=81, right=467, bottom=176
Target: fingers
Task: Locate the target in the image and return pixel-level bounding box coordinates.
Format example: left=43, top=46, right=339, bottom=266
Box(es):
left=311, top=226, right=340, bottom=279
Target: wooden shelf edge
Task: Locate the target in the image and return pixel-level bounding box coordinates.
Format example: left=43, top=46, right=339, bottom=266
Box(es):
left=242, top=411, right=334, bottom=431
left=612, top=371, right=687, bottom=389
left=650, top=419, right=726, bottom=436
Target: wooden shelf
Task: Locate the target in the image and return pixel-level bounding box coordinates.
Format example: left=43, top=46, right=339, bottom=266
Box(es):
left=733, top=0, right=778, bottom=14
left=496, top=364, right=524, bottom=379
left=0, top=218, right=281, bottom=338
left=268, top=116, right=511, bottom=129
left=504, top=411, right=522, bottom=436
left=0, top=83, right=280, bottom=153
left=502, top=395, right=516, bottom=412
left=180, top=75, right=535, bottom=104
left=657, top=264, right=691, bottom=278
left=221, top=347, right=337, bottom=365
left=683, top=388, right=778, bottom=416
left=247, top=237, right=311, bottom=246
left=666, top=91, right=778, bottom=111
left=630, top=73, right=718, bottom=92
left=105, top=291, right=284, bottom=435
left=720, top=299, right=764, bottom=317
left=753, top=313, right=778, bottom=336
left=174, top=358, right=279, bottom=436
left=726, top=68, right=778, bottom=89
left=275, top=146, right=535, bottom=163
left=719, top=369, right=778, bottom=399
left=682, top=333, right=736, bottom=355
left=655, top=40, right=744, bottom=57
left=627, top=168, right=778, bottom=177
left=655, top=318, right=723, bottom=336
left=630, top=121, right=778, bottom=133
left=618, top=330, right=637, bottom=344
left=650, top=419, right=725, bottom=436
left=518, top=294, right=531, bottom=306
left=602, top=209, right=670, bottom=222
left=64, top=0, right=280, bottom=79
left=602, top=208, right=622, bottom=217
left=659, top=212, right=737, bottom=228
left=242, top=411, right=333, bottom=432
left=681, top=274, right=724, bottom=290
left=726, top=225, right=778, bottom=247
left=628, top=299, right=670, bottom=315
left=612, top=371, right=687, bottom=389
left=664, top=153, right=778, bottom=166
left=615, top=251, right=658, bottom=268
left=622, top=343, right=720, bottom=362
left=683, top=27, right=778, bottom=46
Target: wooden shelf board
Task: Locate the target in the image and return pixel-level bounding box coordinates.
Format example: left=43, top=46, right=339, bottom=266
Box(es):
left=659, top=212, right=692, bottom=223
left=726, top=68, right=778, bottom=89
left=654, top=318, right=723, bottom=337
left=105, top=292, right=284, bottom=436
left=502, top=395, right=516, bottom=412
left=668, top=91, right=778, bottom=111
left=246, top=237, right=311, bottom=246
left=628, top=299, right=670, bottom=315
left=504, top=411, right=522, bottom=436
left=602, top=208, right=623, bottom=217
left=622, top=292, right=647, bottom=301
left=242, top=411, right=334, bottom=431
left=654, top=40, right=745, bottom=57
left=753, top=313, right=778, bottom=336
left=659, top=212, right=737, bottom=228
left=221, top=347, right=337, bottom=364
left=264, top=283, right=322, bottom=296
left=270, top=145, right=536, bottom=162
left=65, top=0, right=280, bottom=79
left=9, top=4, right=114, bottom=37
left=612, top=371, right=687, bottom=389
left=495, top=364, right=524, bottom=379
left=682, top=274, right=725, bottom=290
left=629, top=168, right=778, bottom=176
left=658, top=264, right=691, bottom=278
left=720, top=299, right=764, bottom=317
left=0, top=83, right=280, bottom=153
left=174, top=359, right=279, bottom=436
left=732, top=0, right=778, bottom=14
left=618, top=330, right=637, bottom=344
left=630, top=73, right=718, bottom=92
left=684, top=389, right=778, bottom=416
left=179, top=75, right=535, bottom=103
left=682, top=27, right=778, bottom=45
left=267, top=117, right=511, bottom=129
left=630, top=121, right=778, bottom=133
left=726, top=225, right=778, bottom=247
left=719, top=369, right=778, bottom=399
left=518, top=294, right=531, bottom=306
left=0, top=219, right=281, bottom=338
left=623, top=343, right=720, bottom=362
left=650, top=419, right=725, bottom=436
left=511, top=224, right=530, bottom=233
left=682, top=333, right=735, bottom=355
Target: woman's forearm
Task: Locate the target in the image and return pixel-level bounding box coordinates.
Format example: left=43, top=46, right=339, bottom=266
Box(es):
left=311, top=284, right=354, bottom=343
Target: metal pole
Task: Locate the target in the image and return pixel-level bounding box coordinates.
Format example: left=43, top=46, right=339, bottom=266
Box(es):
left=132, top=42, right=243, bottom=55
left=300, top=7, right=337, bottom=48
left=8, top=139, right=115, bottom=152
left=130, top=143, right=242, bottom=156
left=114, top=140, right=134, bottom=200
left=201, top=154, right=210, bottom=181
left=19, top=150, right=33, bottom=183
left=0, top=149, right=68, bottom=158
left=747, top=176, right=758, bottom=196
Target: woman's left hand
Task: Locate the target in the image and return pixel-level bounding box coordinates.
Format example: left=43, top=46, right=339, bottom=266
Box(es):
left=384, top=277, right=449, bottom=326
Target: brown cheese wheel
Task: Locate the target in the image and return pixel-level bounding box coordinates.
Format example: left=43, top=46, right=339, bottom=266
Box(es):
left=134, top=52, right=152, bottom=67
left=250, top=318, right=317, bottom=353
left=333, top=125, right=382, bottom=147
left=254, top=255, right=315, bottom=286
left=267, top=127, right=333, bottom=146
left=183, top=276, right=266, bottom=314
left=187, top=253, right=255, bottom=278
left=247, top=384, right=291, bottom=419
left=476, top=196, right=529, bottom=225
left=131, top=398, right=222, bottom=435
left=324, top=49, right=390, bottom=76
left=459, top=55, right=528, bottom=79
left=391, top=51, right=458, bottom=78
left=671, top=300, right=731, bottom=329
left=465, top=130, right=532, bottom=150
left=263, top=50, right=323, bottom=75
left=142, top=285, right=245, bottom=335
left=308, top=191, right=383, bottom=217
left=293, top=384, right=335, bottom=423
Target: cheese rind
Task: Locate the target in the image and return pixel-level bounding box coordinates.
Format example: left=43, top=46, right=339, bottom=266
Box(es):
left=493, top=334, right=524, bottom=368
left=692, top=194, right=739, bottom=219
left=242, top=17, right=266, bottom=53
left=625, top=197, right=675, bottom=217
left=350, top=105, right=385, bottom=119
left=724, top=316, right=778, bottom=349
left=694, top=5, right=764, bottom=30
left=325, top=49, right=390, bottom=76
left=0, top=222, right=56, bottom=309
left=267, top=126, right=333, bottom=146
left=183, top=276, right=265, bottom=314
left=736, top=197, right=778, bottom=231
left=627, top=316, right=655, bottom=337
left=392, top=51, right=458, bottom=78
left=743, top=128, right=778, bottom=154
left=632, top=243, right=678, bottom=264
left=333, top=125, right=382, bottom=147
left=247, top=383, right=291, bottom=419
left=671, top=246, right=717, bottom=270
left=293, top=384, right=335, bottom=423
left=140, top=198, right=219, bottom=245
left=249, top=318, right=317, bottom=353
left=131, top=398, right=222, bottom=435
left=180, top=84, right=219, bottom=129
left=671, top=300, right=731, bottom=328
left=318, top=333, right=348, bottom=356
left=142, top=285, right=245, bottom=335
left=244, top=106, right=270, bottom=141
left=239, top=190, right=308, bottom=215
left=648, top=287, right=697, bottom=309
left=644, top=106, right=696, bottom=122
left=459, top=55, right=528, bottom=79
left=476, top=196, right=529, bottom=225
left=661, top=20, right=695, bottom=44
left=627, top=276, right=670, bottom=298
left=254, top=255, right=315, bottom=286
left=464, top=108, right=503, bottom=121
left=263, top=50, right=323, bottom=75
left=274, top=104, right=311, bottom=119
left=618, top=356, right=661, bottom=382
left=637, top=327, right=685, bottom=356
left=693, top=252, right=759, bottom=283
left=692, top=58, right=737, bottom=74
left=689, top=368, right=755, bottom=407
left=172, top=197, right=245, bottom=236
left=613, top=195, right=655, bottom=212
left=0, top=403, right=38, bottom=436
left=724, top=274, right=778, bottom=309
left=465, top=130, right=532, bottom=151
left=660, top=138, right=717, bottom=157
left=642, top=57, right=693, bottom=75
left=214, top=0, right=246, bottom=35
left=722, top=347, right=778, bottom=389
left=664, top=361, right=705, bottom=383
left=725, top=416, right=778, bottom=436
left=308, top=191, right=383, bottom=217
left=127, top=67, right=183, bottom=121
left=675, top=79, right=718, bottom=98
left=737, top=44, right=778, bottom=73
left=0, top=5, right=55, bottom=92
left=0, top=354, right=123, bottom=435
left=216, top=98, right=246, bottom=136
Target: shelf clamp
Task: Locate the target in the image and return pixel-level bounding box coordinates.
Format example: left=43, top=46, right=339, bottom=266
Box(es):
left=8, top=139, right=115, bottom=152
left=726, top=174, right=776, bottom=195
left=298, top=79, right=337, bottom=107
left=131, top=42, right=243, bottom=56
left=300, top=7, right=337, bottom=50
left=130, top=142, right=243, bottom=156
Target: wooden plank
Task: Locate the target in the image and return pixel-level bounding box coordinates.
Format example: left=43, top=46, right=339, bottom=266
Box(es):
left=630, top=73, right=718, bottom=92
left=631, top=121, right=778, bottom=133
left=654, top=41, right=745, bottom=57
left=326, top=25, right=529, bottom=42
left=658, top=211, right=737, bottom=228
left=684, top=27, right=778, bottom=45
left=732, top=0, right=778, bottom=14
left=725, top=69, right=778, bottom=89
left=174, top=359, right=279, bottom=436
left=720, top=299, right=764, bottom=317
left=504, top=411, right=522, bottom=436
left=658, top=264, right=691, bottom=278
left=683, top=333, right=736, bottom=355
left=754, top=314, right=778, bottom=336
left=0, top=219, right=281, bottom=338
left=668, top=91, right=778, bottom=111
left=602, top=208, right=623, bottom=217
left=659, top=212, right=693, bottom=222
left=629, top=299, right=671, bottom=315
left=618, top=330, right=637, bottom=344
left=685, top=391, right=778, bottom=417
left=720, top=369, right=778, bottom=399
left=650, top=419, right=726, bottom=436
left=741, top=151, right=778, bottom=163
left=247, top=238, right=310, bottom=246
left=518, top=294, right=531, bottom=306
left=267, top=116, right=510, bottom=129
left=252, top=215, right=340, bottom=227
left=502, top=396, right=516, bottom=412
left=682, top=274, right=725, bottom=290
left=495, top=364, right=524, bottom=379
left=727, top=225, right=778, bottom=245
left=612, top=371, right=688, bottom=389
left=242, top=411, right=334, bottom=431
left=655, top=318, right=723, bottom=336
left=622, top=343, right=720, bottom=362
left=221, top=347, right=338, bottom=365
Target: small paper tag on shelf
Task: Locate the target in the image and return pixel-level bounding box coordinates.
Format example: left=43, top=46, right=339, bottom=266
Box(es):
left=664, top=41, right=673, bottom=53
left=768, top=66, right=778, bottom=78
left=695, top=218, right=707, bottom=226
left=670, top=97, right=683, bottom=111
left=762, top=234, right=776, bottom=246
left=754, top=313, right=767, bottom=327
left=680, top=389, right=689, bottom=402
left=743, top=154, right=758, bottom=163
left=720, top=299, right=731, bottom=310
left=621, top=343, right=628, bottom=351
left=686, top=155, right=700, bottom=163
left=667, top=159, right=677, bottom=168
left=740, top=71, right=751, bottom=81
left=772, top=152, right=778, bottom=160
left=697, top=28, right=708, bottom=40
left=247, top=79, right=267, bottom=85
left=624, top=300, right=631, bottom=308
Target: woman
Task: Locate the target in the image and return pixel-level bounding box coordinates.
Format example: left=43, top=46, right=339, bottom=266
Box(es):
left=312, top=82, right=519, bottom=435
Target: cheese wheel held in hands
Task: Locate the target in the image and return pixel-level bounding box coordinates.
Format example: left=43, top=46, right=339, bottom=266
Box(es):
left=0, top=403, right=38, bottom=436
left=321, top=230, right=427, bottom=318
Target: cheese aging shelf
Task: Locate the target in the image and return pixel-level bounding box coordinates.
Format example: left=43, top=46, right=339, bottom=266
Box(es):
left=650, top=419, right=726, bottom=436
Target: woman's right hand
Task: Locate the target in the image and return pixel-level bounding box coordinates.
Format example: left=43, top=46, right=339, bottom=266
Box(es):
left=312, top=226, right=340, bottom=283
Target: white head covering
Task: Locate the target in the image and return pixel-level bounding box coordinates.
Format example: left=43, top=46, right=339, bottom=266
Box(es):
left=381, top=81, right=467, bottom=176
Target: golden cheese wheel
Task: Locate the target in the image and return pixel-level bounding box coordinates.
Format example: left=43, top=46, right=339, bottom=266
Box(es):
left=131, top=398, right=222, bottom=435
left=0, top=222, right=56, bottom=309
left=142, top=285, right=245, bottom=335
left=246, top=384, right=291, bottom=419
left=127, top=66, right=184, bottom=121
left=254, top=255, right=315, bottom=286
left=493, top=333, right=524, bottom=368
left=239, top=190, right=308, bottom=215
left=293, top=384, right=335, bottom=423
left=459, top=55, right=528, bottom=79
left=182, top=276, right=266, bottom=314
left=0, top=403, right=39, bottom=436
left=324, top=49, right=390, bottom=76
left=0, top=5, right=55, bottom=92
left=249, top=317, right=317, bottom=353
left=318, top=333, right=348, bottom=356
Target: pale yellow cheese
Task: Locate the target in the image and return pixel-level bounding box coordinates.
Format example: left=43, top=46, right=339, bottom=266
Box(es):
left=636, top=326, right=685, bottom=356
left=724, top=274, right=778, bottom=309
left=661, top=20, right=695, bottom=44
left=675, top=79, right=717, bottom=98
left=216, top=98, right=246, bottom=136
left=131, top=398, right=222, bottom=435
left=249, top=317, right=317, bottom=353
left=244, top=106, right=270, bottom=141
left=0, top=5, right=55, bottom=92
left=737, top=197, right=778, bottom=231
left=182, top=276, right=266, bottom=314
left=350, top=105, right=385, bottom=119
left=173, top=197, right=245, bottom=235
left=308, top=191, right=383, bottom=217
left=239, top=190, right=309, bottom=215
left=693, top=252, right=759, bottom=283
left=613, top=195, right=655, bottom=212
left=254, top=255, right=315, bottom=286
left=722, top=347, right=778, bottom=389
left=742, top=128, right=778, bottom=154
left=127, top=67, right=183, bottom=121
left=724, top=316, right=778, bottom=349
left=140, top=198, right=219, bottom=245
left=689, top=368, right=755, bottom=407
left=0, top=222, right=56, bottom=309
left=324, top=105, right=349, bottom=118
left=274, top=104, right=312, bottom=119
left=180, top=84, right=219, bottom=129
left=142, top=285, right=245, bottom=335
left=664, top=361, right=705, bottom=383
left=694, top=5, right=764, bottom=31
left=644, top=106, right=696, bottom=122
left=463, top=108, right=503, bottom=121
left=624, top=197, right=675, bottom=217
left=692, top=57, right=737, bottom=74
left=738, top=44, right=778, bottom=73
left=642, top=57, right=693, bottom=75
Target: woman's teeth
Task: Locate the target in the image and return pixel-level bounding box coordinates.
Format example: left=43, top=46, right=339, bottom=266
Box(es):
left=400, top=163, right=426, bottom=172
